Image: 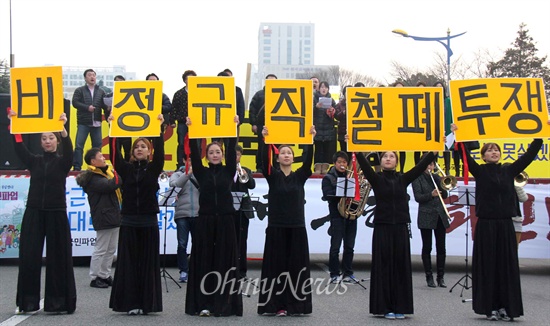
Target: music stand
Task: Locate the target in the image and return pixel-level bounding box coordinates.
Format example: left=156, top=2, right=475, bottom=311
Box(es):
left=449, top=186, right=475, bottom=299
left=158, top=187, right=182, bottom=292
left=231, top=191, right=260, bottom=297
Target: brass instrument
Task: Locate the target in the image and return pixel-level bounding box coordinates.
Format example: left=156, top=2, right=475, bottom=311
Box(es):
left=159, top=171, right=169, bottom=182
left=428, top=166, right=451, bottom=221
left=237, top=163, right=249, bottom=183
left=337, top=167, right=371, bottom=220
left=514, top=171, right=528, bottom=187
left=433, top=162, right=457, bottom=190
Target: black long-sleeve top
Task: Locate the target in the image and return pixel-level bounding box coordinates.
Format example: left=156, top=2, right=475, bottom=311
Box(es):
left=464, top=138, right=542, bottom=220
left=190, top=137, right=237, bottom=216
left=14, top=135, right=73, bottom=210
left=261, top=144, right=313, bottom=227
left=357, top=151, right=435, bottom=224
left=110, top=134, right=164, bottom=219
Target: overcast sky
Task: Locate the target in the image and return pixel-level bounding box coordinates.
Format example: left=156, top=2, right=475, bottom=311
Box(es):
left=1, top=0, right=549, bottom=96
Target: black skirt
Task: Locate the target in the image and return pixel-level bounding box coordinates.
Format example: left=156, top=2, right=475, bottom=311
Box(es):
left=472, top=218, right=523, bottom=318
left=109, top=224, right=162, bottom=313
left=369, top=223, right=413, bottom=315
left=185, top=213, right=243, bottom=316
left=257, top=226, right=312, bottom=315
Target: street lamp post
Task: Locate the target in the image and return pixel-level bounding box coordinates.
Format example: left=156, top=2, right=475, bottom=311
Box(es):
left=392, top=28, right=466, bottom=85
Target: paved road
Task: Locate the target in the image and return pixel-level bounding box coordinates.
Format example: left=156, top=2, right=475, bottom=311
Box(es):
left=1, top=255, right=549, bottom=325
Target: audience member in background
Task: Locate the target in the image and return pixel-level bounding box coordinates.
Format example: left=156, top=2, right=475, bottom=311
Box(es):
left=171, top=70, right=197, bottom=170
left=313, top=81, right=337, bottom=174
left=72, top=68, right=109, bottom=171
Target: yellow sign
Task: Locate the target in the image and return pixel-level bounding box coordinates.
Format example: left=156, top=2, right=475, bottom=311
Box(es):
left=9, top=66, right=64, bottom=134
left=346, top=87, right=445, bottom=151
left=109, top=80, right=163, bottom=137
left=187, top=76, right=237, bottom=138
left=450, top=78, right=550, bottom=141
left=264, top=79, right=314, bottom=144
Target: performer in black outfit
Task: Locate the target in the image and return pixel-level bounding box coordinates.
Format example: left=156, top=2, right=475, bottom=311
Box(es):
left=356, top=148, right=437, bottom=320
left=454, top=123, right=544, bottom=321
left=257, top=125, right=316, bottom=317
left=232, top=145, right=256, bottom=279
left=185, top=116, right=242, bottom=317
left=108, top=114, right=165, bottom=315
left=11, top=111, right=77, bottom=314
left=412, top=155, right=450, bottom=288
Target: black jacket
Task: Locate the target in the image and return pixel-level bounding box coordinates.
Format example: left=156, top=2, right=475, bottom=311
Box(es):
left=313, top=91, right=336, bottom=141
left=110, top=134, right=165, bottom=216
left=357, top=151, right=435, bottom=224
left=412, top=172, right=449, bottom=229
left=72, top=84, right=109, bottom=126
left=14, top=135, right=73, bottom=210
left=465, top=138, right=542, bottom=220
left=76, top=166, right=122, bottom=230
left=249, top=88, right=266, bottom=128
left=190, top=138, right=237, bottom=216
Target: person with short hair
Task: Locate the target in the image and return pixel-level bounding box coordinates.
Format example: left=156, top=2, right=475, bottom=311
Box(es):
left=76, top=148, right=122, bottom=289
left=72, top=69, right=109, bottom=171
left=322, top=151, right=358, bottom=283
left=171, top=70, right=197, bottom=170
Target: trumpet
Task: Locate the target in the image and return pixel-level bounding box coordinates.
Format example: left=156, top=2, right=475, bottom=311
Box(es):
left=514, top=171, right=528, bottom=187
left=237, top=163, right=249, bottom=183
left=159, top=171, right=169, bottom=182
left=433, top=162, right=457, bottom=190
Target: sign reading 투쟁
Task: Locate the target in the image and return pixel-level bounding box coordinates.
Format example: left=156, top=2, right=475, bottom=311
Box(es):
left=346, top=87, right=445, bottom=151
left=109, top=80, right=163, bottom=137
left=9, top=66, right=64, bottom=134
left=187, top=76, right=237, bottom=138
left=264, top=79, right=314, bottom=144
left=450, top=78, right=550, bottom=141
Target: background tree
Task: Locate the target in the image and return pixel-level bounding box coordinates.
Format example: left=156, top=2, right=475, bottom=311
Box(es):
left=486, top=23, right=550, bottom=102
left=389, top=61, right=440, bottom=86
left=338, top=67, right=382, bottom=87
left=0, top=59, right=10, bottom=94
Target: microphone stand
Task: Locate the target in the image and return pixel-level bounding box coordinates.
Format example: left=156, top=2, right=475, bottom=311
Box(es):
left=158, top=186, right=181, bottom=292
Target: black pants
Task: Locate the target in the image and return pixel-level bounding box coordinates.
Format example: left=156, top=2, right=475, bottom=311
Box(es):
left=328, top=217, right=357, bottom=277
left=314, top=139, right=336, bottom=164
left=234, top=212, right=250, bottom=278
left=420, top=218, right=447, bottom=276
left=16, top=208, right=76, bottom=313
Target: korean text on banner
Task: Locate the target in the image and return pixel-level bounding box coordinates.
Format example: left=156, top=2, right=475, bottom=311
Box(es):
left=10, top=66, right=64, bottom=134
left=264, top=79, right=313, bottom=145
left=346, top=87, right=445, bottom=151
left=449, top=78, right=550, bottom=141
left=187, top=76, right=237, bottom=138
left=109, top=80, right=163, bottom=137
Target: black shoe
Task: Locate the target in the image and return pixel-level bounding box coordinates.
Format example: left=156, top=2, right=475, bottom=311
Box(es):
left=90, top=278, right=108, bottom=288
left=100, top=276, right=113, bottom=286
left=426, top=274, right=436, bottom=288
left=437, top=277, right=447, bottom=288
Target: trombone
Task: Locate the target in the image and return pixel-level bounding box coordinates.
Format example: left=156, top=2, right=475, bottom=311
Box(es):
left=429, top=163, right=453, bottom=221
left=433, top=162, right=457, bottom=190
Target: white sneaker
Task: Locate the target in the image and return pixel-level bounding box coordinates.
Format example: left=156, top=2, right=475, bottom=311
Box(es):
left=179, top=271, right=188, bottom=283
left=128, top=309, right=140, bottom=315
left=498, top=308, right=511, bottom=321
left=487, top=310, right=498, bottom=321
left=329, top=276, right=340, bottom=284
left=199, top=309, right=210, bottom=317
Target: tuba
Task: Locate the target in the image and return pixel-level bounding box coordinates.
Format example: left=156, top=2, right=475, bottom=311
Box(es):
left=337, top=167, right=371, bottom=220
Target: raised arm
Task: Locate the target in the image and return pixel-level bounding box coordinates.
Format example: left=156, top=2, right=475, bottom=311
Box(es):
left=149, top=132, right=165, bottom=176
left=225, top=137, right=237, bottom=176
left=403, top=152, right=435, bottom=184
left=508, top=139, right=543, bottom=176
left=355, top=151, right=377, bottom=185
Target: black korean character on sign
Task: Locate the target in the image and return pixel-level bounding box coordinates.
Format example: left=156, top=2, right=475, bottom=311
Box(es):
left=397, top=92, right=441, bottom=142
left=501, top=81, right=545, bottom=134
left=192, top=83, right=232, bottom=125
left=456, top=84, right=499, bottom=135
left=15, top=77, right=55, bottom=119
left=270, top=86, right=306, bottom=137
left=114, top=87, right=156, bottom=131
left=351, top=91, right=383, bottom=145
